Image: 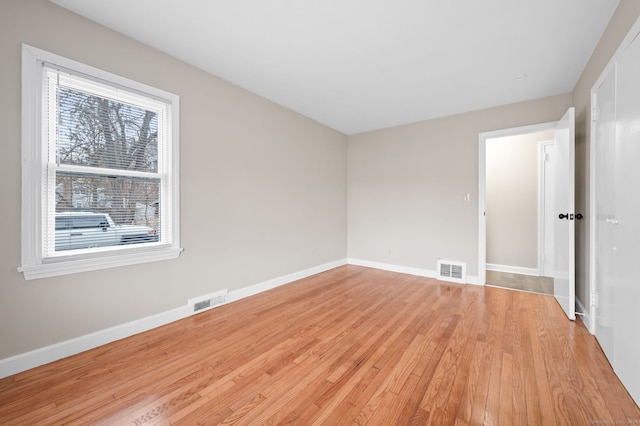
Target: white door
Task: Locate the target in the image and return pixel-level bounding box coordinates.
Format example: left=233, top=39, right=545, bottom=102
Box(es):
left=553, top=107, right=576, bottom=320
left=610, top=31, right=640, bottom=404
left=590, top=19, right=640, bottom=406
left=593, top=67, right=617, bottom=363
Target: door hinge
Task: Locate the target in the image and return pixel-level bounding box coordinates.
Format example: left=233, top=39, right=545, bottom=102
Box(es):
left=591, top=292, right=599, bottom=308
left=591, top=108, right=599, bottom=122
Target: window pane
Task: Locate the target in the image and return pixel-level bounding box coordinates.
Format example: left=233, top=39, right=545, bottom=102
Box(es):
left=56, top=86, right=158, bottom=173
left=69, top=214, right=108, bottom=229
left=55, top=172, right=161, bottom=251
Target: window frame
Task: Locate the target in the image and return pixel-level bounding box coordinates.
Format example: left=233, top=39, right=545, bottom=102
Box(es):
left=19, top=45, right=182, bottom=280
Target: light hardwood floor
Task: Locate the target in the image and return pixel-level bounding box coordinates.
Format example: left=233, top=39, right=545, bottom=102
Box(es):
left=0, top=265, right=638, bottom=425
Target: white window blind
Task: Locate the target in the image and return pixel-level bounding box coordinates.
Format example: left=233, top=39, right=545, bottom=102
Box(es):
left=19, top=45, right=181, bottom=279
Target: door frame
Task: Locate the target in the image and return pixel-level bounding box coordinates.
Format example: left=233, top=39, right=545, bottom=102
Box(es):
left=478, top=121, right=557, bottom=285
left=539, top=140, right=555, bottom=277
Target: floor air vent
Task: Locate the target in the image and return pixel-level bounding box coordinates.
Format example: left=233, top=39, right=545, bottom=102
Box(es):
left=437, top=260, right=467, bottom=284
left=188, top=289, right=228, bottom=315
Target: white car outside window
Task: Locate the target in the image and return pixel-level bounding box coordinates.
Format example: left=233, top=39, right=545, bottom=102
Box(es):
left=55, top=212, right=158, bottom=251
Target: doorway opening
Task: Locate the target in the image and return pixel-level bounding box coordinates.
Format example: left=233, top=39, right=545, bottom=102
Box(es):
left=478, top=122, right=557, bottom=295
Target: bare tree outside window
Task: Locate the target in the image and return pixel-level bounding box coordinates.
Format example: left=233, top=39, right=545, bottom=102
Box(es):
left=54, top=87, right=161, bottom=231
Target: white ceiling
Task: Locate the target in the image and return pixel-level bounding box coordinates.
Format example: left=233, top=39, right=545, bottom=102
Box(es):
left=50, top=0, right=619, bottom=135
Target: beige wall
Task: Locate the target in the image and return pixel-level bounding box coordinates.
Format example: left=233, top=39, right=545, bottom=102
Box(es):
left=347, top=0, right=640, bottom=309
left=346, top=0, right=640, bottom=317
left=348, top=94, right=572, bottom=277
left=0, top=0, right=347, bottom=359
left=3, top=0, right=638, bottom=366
left=572, top=0, right=640, bottom=312
left=486, top=131, right=553, bottom=269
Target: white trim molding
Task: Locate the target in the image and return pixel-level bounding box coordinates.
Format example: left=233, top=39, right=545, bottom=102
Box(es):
left=227, top=259, right=347, bottom=302
left=486, top=263, right=540, bottom=277
left=19, top=247, right=184, bottom=280
left=348, top=258, right=436, bottom=278
left=576, top=297, right=593, bottom=334
left=347, top=258, right=481, bottom=285
left=0, top=259, right=347, bottom=379
left=478, top=121, right=557, bottom=286
left=538, top=140, right=556, bottom=277
left=0, top=306, right=190, bottom=379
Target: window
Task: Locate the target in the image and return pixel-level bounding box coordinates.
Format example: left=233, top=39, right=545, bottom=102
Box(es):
left=19, top=45, right=181, bottom=280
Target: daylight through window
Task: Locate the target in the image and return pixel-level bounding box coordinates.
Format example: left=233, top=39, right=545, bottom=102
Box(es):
left=19, top=45, right=181, bottom=279
left=44, top=67, right=165, bottom=255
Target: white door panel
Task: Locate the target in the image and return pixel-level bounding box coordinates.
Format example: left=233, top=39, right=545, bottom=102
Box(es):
left=553, top=107, right=575, bottom=320
left=610, top=32, right=640, bottom=404
left=594, top=66, right=616, bottom=364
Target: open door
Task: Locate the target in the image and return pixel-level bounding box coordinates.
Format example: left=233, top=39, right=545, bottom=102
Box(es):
left=553, top=107, right=576, bottom=320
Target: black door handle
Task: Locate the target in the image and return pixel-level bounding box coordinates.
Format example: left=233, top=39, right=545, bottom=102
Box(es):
left=559, top=213, right=584, bottom=220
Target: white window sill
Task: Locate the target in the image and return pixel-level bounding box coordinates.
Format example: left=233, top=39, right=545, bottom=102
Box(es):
left=18, top=246, right=183, bottom=280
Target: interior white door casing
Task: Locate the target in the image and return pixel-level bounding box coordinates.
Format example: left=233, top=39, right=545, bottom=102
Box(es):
left=540, top=141, right=556, bottom=277
left=478, top=121, right=560, bottom=286
left=552, top=107, right=576, bottom=321
left=478, top=111, right=575, bottom=321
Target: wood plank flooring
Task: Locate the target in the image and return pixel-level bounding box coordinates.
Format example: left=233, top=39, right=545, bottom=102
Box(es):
left=1, top=265, right=638, bottom=425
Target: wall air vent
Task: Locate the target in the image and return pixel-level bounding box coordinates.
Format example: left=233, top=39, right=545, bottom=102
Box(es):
left=188, top=289, right=228, bottom=315
left=436, top=260, right=467, bottom=284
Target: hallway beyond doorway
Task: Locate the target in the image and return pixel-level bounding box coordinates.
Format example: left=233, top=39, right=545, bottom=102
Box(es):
left=486, top=270, right=553, bottom=295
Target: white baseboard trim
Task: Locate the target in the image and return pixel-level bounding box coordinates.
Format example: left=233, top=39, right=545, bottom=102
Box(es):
left=575, top=297, right=593, bottom=334
left=486, top=263, right=540, bottom=276
left=348, top=258, right=436, bottom=278
left=227, top=259, right=348, bottom=302
left=347, top=258, right=481, bottom=286
left=0, top=305, right=190, bottom=379
left=466, top=275, right=482, bottom=286
left=0, top=258, right=348, bottom=379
